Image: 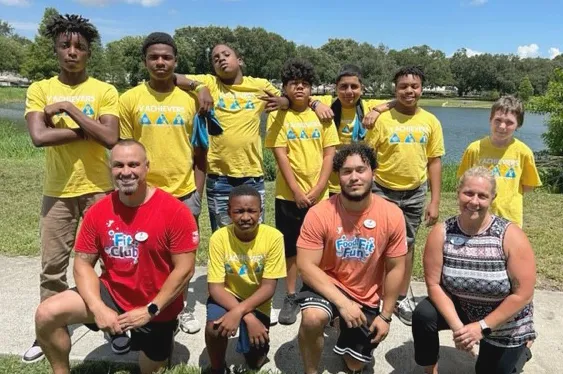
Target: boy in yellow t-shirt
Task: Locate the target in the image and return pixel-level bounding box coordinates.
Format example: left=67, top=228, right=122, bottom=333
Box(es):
left=457, top=95, right=541, bottom=227
left=206, top=185, right=286, bottom=372
left=23, top=13, right=120, bottom=363
left=265, top=59, right=339, bottom=325
left=173, top=44, right=333, bottom=233
left=365, top=66, right=445, bottom=326
left=328, top=64, right=395, bottom=195
left=119, top=32, right=206, bottom=334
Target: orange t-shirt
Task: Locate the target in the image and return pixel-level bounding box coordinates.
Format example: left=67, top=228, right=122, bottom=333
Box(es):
left=297, top=194, right=407, bottom=307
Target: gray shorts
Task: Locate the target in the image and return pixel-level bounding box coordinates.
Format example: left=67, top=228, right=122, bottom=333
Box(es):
left=372, top=181, right=427, bottom=248
left=179, top=190, right=202, bottom=220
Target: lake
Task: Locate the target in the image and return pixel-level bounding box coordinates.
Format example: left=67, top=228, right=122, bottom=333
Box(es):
left=1, top=104, right=547, bottom=164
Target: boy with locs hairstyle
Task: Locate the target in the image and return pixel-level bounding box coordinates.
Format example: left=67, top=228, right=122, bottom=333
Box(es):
left=457, top=95, right=542, bottom=228
left=119, top=32, right=206, bottom=334
left=265, top=59, right=339, bottom=325
left=365, top=66, right=445, bottom=326
left=23, top=13, right=120, bottom=363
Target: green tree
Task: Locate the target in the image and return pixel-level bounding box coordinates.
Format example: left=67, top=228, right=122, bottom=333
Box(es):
left=20, top=7, right=60, bottom=80
left=518, top=76, right=534, bottom=101
left=389, top=45, right=452, bottom=87
left=295, top=45, right=339, bottom=84
left=529, top=69, right=563, bottom=155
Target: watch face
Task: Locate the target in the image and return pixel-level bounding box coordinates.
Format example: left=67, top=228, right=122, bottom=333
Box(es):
left=483, top=328, right=492, bottom=336
left=148, top=303, right=158, bottom=315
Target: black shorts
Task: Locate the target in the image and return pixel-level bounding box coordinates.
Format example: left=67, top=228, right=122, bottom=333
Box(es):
left=71, top=281, right=177, bottom=362
left=275, top=198, right=309, bottom=258
left=297, top=284, right=381, bottom=363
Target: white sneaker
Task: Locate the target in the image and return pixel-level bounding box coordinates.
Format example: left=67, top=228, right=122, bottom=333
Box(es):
left=179, top=308, right=201, bottom=334
left=21, top=340, right=44, bottom=364
left=270, top=309, right=279, bottom=326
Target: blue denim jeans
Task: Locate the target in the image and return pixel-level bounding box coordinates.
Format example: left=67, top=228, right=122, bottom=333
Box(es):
left=206, top=174, right=266, bottom=232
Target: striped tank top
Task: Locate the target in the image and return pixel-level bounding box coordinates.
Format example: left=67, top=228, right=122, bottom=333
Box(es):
left=441, top=215, right=536, bottom=348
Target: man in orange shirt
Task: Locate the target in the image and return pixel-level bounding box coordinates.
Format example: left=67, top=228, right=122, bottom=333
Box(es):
left=296, top=143, right=407, bottom=374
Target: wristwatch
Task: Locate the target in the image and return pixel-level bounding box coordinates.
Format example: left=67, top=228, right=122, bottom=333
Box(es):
left=478, top=319, right=492, bottom=336
left=147, top=302, right=160, bottom=317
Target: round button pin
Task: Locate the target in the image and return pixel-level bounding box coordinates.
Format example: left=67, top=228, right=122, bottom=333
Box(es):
left=135, top=232, right=148, bottom=242
left=363, top=219, right=376, bottom=229
left=450, top=236, right=466, bottom=246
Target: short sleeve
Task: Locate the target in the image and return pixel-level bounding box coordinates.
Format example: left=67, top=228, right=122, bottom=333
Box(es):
left=362, top=99, right=386, bottom=111
left=24, top=82, right=45, bottom=116
left=74, top=208, right=101, bottom=254
left=118, top=93, right=135, bottom=139
left=521, top=149, right=542, bottom=187
left=260, top=79, right=281, bottom=96
left=99, top=84, right=119, bottom=117
left=322, top=120, right=340, bottom=148
left=262, top=233, right=287, bottom=279
left=457, top=145, right=476, bottom=178
left=296, top=209, right=325, bottom=250
left=385, top=207, right=408, bottom=258
left=186, top=74, right=216, bottom=89
left=365, top=125, right=381, bottom=150
left=264, top=111, right=287, bottom=148
left=207, top=231, right=226, bottom=283
left=427, top=117, right=445, bottom=158
left=168, top=205, right=199, bottom=253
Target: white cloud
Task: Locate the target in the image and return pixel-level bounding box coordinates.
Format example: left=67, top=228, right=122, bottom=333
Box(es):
left=465, top=48, right=483, bottom=57
left=124, top=0, right=163, bottom=6
left=469, top=0, right=487, bottom=5
left=7, top=21, right=38, bottom=31
left=517, top=43, right=540, bottom=58
left=548, top=47, right=561, bottom=60
left=0, top=0, right=30, bottom=6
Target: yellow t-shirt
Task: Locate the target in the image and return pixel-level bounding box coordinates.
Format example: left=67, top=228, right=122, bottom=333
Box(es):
left=329, top=99, right=386, bottom=193
left=187, top=74, right=280, bottom=178
left=24, top=76, right=118, bottom=197
left=119, top=83, right=197, bottom=198
left=365, top=108, right=445, bottom=190
left=265, top=104, right=340, bottom=201
left=457, top=137, right=542, bottom=227
left=207, top=224, right=287, bottom=316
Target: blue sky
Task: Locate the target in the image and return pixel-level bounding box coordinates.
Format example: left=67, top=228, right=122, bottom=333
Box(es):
left=1, top=0, right=562, bottom=59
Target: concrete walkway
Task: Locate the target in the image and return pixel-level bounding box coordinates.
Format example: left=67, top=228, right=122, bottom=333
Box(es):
left=2, top=256, right=562, bottom=373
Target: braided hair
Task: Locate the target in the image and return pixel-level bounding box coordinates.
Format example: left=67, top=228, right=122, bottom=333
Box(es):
left=44, top=13, right=99, bottom=47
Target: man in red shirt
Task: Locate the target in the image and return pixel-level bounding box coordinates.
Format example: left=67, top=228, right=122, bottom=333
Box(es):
left=34, top=139, right=199, bottom=374
left=296, top=143, right=407, bottom=374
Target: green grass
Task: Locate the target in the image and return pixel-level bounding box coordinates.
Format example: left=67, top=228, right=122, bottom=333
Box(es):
left=418, top=97, right=494, bottom=108
left=0, top=355, right=276, bottom=374
left=1, top=120, right=562, bottom=290
left=0, top=87, right=27, bottom=104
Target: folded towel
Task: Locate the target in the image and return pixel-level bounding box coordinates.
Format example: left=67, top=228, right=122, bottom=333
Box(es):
left=191, top=109, right=223, bottom=149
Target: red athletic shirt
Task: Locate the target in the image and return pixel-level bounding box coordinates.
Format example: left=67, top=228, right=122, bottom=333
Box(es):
left=75, top=188, right=199, bottom=321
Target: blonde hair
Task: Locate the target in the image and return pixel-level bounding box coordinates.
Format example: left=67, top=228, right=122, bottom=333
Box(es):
left=457, top=166, right=497, bottom=196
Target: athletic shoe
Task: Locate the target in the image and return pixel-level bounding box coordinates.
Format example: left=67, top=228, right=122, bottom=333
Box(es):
left=104, top=332, right=131, bottom=354
left=278, top=293, right=299, bottom=325
left=179, top=308, right=201, bottom=334
left=394, top=296, right=415, bottom=326
left=21, top=340, right=44, bottom=364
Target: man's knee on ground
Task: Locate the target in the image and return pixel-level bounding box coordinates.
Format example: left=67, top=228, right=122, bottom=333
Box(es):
left=343, top=354, right=367, bottom=372
left=300, top=308, right=329, bottom=334
left=205, top=321, right=224, bottom=340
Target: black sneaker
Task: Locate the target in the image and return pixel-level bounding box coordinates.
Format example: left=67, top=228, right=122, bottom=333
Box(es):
left=278, top=293, right=299, bottom=325
left=105, top=332, right=131, bottom=354
left=21, top=340, right=44, bottom=364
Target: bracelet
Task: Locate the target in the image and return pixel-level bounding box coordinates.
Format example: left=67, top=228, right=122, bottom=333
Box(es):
left=378, top=313, right=392, bottom=324
left=194, top=84, right=206, bottom=93
left=311, top=100, right=321, bottom=110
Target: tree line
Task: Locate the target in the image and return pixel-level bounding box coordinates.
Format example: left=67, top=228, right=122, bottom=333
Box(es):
left=2, top=7, right=563, bottom=100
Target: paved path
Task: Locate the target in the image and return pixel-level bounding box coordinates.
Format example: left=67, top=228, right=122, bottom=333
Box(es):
left=1, top=256, right=562, bottom=373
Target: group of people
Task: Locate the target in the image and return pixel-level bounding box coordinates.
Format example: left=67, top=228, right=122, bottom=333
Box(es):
left=22, top=12, right=541, bottom=374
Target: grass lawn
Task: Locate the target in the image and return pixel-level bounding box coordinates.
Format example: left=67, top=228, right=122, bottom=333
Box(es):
left=0, top=87, right=27, bottom=104
left=418, top=97, right=494, bottom=108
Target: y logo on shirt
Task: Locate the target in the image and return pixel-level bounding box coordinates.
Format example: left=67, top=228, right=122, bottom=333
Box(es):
left=335, top=235, right=375, bottom=262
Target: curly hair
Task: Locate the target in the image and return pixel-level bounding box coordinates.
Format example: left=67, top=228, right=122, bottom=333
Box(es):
left=142, top=32, right=177, bottom=57
left=281, top=58, right=316, bottom=86
left=44, top=13, right=99, bottom=46
left=393, top=66, right=425, bottom=85
left=333, top=143, right=377, bottom=172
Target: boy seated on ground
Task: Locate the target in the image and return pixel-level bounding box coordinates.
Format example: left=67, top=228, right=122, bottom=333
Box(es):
left=205, top=185, right=287, bottom=373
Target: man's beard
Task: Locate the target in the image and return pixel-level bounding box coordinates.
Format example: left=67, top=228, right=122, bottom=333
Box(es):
left=340, top=185, right=371, bottom=202
left=117, top=180, right=138, bottom=196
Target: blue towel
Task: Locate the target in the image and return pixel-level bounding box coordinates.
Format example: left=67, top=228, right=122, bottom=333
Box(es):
left=191, top=109, right=223, bottom=149
left=236, top=320, right=251, bottom=354
left=331, top=99, right=366, bottom=142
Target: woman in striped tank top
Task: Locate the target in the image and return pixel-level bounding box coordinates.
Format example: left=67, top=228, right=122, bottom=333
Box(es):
left=412, top=166, right=536, bottom=374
